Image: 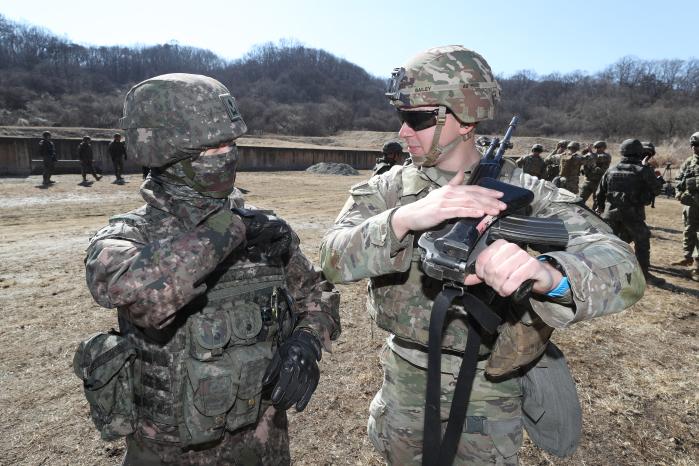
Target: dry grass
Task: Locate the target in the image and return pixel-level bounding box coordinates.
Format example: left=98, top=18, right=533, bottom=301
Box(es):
left=0, top=161, right=697, bottom=465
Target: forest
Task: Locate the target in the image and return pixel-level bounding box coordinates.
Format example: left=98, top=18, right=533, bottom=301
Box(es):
left=1, top=14, right=698, bottom=141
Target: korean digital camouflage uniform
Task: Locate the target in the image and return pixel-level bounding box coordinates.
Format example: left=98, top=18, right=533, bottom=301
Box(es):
left=596, top=139, right=664, bottom=285
left=673, top=132, right=699, bottom=280
left=580, top=141, right=611, bottom=203
left=76, top=74, right=340, bottom=466
left=557, top=141, right=584, bottom=194
left=515, top=144, right=546, bottom=178
left=320, top=46, right=644, bottom=465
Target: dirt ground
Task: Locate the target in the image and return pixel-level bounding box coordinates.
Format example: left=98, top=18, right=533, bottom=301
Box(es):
left=0, top=169, right=697, bottom=466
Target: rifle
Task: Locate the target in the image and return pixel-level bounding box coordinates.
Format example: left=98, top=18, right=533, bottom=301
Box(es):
left=418, top=116, right=569, bottom=466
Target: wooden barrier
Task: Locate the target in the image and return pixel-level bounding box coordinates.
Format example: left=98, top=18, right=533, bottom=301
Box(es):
left=0, top=136, right=382, bottom=176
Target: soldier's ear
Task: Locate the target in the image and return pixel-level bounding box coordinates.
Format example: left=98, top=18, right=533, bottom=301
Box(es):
left=458, top=123, right=476, bottom=137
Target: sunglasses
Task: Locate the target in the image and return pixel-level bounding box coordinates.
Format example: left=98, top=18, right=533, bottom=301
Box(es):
left=397, top=108, right=451, bottom=131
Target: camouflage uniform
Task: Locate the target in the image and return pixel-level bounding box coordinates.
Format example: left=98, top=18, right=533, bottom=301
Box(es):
left=516, top=152, right=546, bottom=179
left=77, top=74, right=341, bottom=466
left=321, top=161, right=643, bottom=465
left=38, top=132, right=56, bottom=185
left=542, top=141, right=567, bottom=181
left=108, top=135, right=127, bottom=180
left=580, top=142, right=611, bottom=203
left=675, top=137, right=699, bottom=279
left=78, top=137, right=101, bottom=182
left=558, top=142, right=583, bottom=194
left=596, top=139, right=663, bottom=283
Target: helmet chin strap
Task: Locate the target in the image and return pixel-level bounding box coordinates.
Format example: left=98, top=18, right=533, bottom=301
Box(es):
left=419, top=106, right=472, bottom=168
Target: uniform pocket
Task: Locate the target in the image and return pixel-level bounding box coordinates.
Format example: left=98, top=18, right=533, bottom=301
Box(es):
left=226, top=343, right=273, bottom=433
left=367, top=390, right=389, bottom=456
left=73, top=331, right=137, bottom=440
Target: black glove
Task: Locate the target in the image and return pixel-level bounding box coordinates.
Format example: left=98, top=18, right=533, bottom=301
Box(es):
left=232, top=207, right=293, bottom=258
left=263, top=330, right=322, bottom=412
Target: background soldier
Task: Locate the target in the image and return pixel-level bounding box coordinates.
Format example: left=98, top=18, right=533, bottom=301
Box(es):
left=672, top=132, right=699, bottom=281
left=38, top=130, right=56, bottom=185
left=581, top=140, right=611, bottom=204
left=321, top=45, right=643, bottom=465
left=516, top=143, right=546, bottom=178
left=596, top=138, right=664, bottom=285
left=641, top=142, right=663, bottom=208
left=77, top=74, right=341, bottom=465
left=77, top=136, right=102, bottom=184
left=558, top=140, right=584, bottom=193
left=543, top=139, right=568, bottom=181
left=373, top=141, right=403, bottom=176
left=108, top=133, right=127, bottom=182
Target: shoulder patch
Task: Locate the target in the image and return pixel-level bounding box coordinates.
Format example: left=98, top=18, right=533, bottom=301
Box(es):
left=349, top=180, right=377, bottom=196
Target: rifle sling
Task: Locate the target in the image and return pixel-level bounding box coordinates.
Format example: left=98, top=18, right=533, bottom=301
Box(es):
left=422, top=287, right=501, bottom=466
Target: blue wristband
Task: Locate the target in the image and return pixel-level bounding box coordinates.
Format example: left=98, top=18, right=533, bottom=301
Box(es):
left=545, top=276, right=570, bottom=298
left=537, top=256, right=570, bottom=298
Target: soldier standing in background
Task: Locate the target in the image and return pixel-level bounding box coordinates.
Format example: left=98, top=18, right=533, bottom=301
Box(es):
left=321, top=45, right=644, bottom=465
left=671, top=132, right=699, bottom=281
left=558, top=141, right=584, bottom=194
left=39, top=131, right=56, bottom=185
left=543, top=139, right=568, bottom=181
left=108, top=133, right=127, bottom=182
left=516, top=143, right=546, bottom=178
left=581, top=140, right=611, bottom=204
left=78, top=136, right=102, bottom=184
left=596, top=139, right=664, bottom=285
left=373, top=141, right=403, bottom=176
left=641, top=142, right=662, bottom=208
left=76, top=74, right=341, bottom=465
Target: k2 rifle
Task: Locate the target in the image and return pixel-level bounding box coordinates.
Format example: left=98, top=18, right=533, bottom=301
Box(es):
left=419, top=116, right=569, bottom=466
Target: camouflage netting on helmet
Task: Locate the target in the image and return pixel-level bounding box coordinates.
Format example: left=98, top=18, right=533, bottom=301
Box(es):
left=385, top=45, right=501, bottom=123
left=119, top=73, right=247, bottom=167
left=305, top=162, right=359, bottom=176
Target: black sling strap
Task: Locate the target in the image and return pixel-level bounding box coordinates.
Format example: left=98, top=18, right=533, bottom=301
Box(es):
left=422, top=286, right=501, bottom=466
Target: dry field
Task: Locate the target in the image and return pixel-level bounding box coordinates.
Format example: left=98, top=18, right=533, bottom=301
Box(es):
left=0, top=167, right=697, bottom=466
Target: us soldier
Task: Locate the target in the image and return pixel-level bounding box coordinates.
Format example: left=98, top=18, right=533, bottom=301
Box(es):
left=76, top=74, right=341, bottom=465
left=373, top=141, right=403, bottom=176
left=557, top=141, right=584, bottom=194
left=320, top=46, right=643, bottom=465
left=78, top=136, right=102, bottom=184
left=595, top=139, right=665, bottom=285
left=671, top=132, right=699, bottom=281
left=108, top=133, right=127, bottom=182
left=39, top=131, right=56, bottom=185
left=641, top=142, right=663, bottom=208
left=516, top=143, right=546, bottom=178
left=543, top=139, right=568, bottom=181
left=580, top=140, right=611, bottom=204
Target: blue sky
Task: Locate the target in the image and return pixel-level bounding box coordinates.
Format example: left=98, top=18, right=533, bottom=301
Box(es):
left=2, top=0, right=697, bottom=78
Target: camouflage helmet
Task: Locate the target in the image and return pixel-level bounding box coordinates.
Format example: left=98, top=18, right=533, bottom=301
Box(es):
left=382, top=141, right=403, bottom=155
left=642, top=141, right=656, bottom=156
left=557, top=140, right=569, bottom=148
left=82, top=135, right=91, bottom=142
left=566, top=141, right=581, bottom=151
left=690, top=132, right=699, bottom=146
left=42, top=131, right=51, bottom=138
left=592, top=140, right=607, bottom=149
left=385, top=45, right=501, bottom=124
left=531, top=144, right=544, bottom=153
left=119, top=73, right=247, bottom=167
left=620, top=138, right=644, bottom=157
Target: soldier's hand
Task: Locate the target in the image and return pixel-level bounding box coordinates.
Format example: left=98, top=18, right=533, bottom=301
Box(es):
left=263, top=330, right=321, bottom=412
left=232, top=207, right=293, bottom=258
left=391, top=170, right=506, bottom=239
left=463, top=239, right=563, bottom=297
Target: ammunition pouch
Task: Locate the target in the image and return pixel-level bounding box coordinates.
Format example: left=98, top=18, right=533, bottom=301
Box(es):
left=181, top=308, right=275, bottom=448
left=73, top=330, right=137, bottom=440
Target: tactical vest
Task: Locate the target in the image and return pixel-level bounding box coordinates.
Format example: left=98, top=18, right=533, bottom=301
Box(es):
left=365, top=163, right=517, bottom=354
left=76, top=211, right=293, bottom=448
left=521, top=155, right=546, bottom=179
left=606, top=162, right=646, bottom=208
